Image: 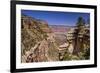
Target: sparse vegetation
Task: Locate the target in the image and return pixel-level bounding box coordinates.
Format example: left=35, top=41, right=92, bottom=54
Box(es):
left=21, top=15, right=90, bottom=63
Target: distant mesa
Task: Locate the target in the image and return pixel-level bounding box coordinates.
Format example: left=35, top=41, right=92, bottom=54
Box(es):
left=49, top=25, right=76, bottom=33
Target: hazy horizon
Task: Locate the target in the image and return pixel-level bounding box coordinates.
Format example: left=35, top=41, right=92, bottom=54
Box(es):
left=21, top=10, right=90, bottom=26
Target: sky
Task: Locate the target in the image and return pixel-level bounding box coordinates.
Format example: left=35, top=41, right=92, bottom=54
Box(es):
left=21, top=10, right=90, bottom=26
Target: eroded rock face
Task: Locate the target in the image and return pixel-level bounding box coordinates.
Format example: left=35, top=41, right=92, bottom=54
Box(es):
left=21, top=14, right=90, bottom=63
left=21, top=15, right=59, bottom=63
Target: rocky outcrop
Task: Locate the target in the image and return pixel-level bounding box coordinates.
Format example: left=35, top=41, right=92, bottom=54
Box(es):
left=21, top=15, right=59, bottom=63
left=21, top=14, right=90, bottom=63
